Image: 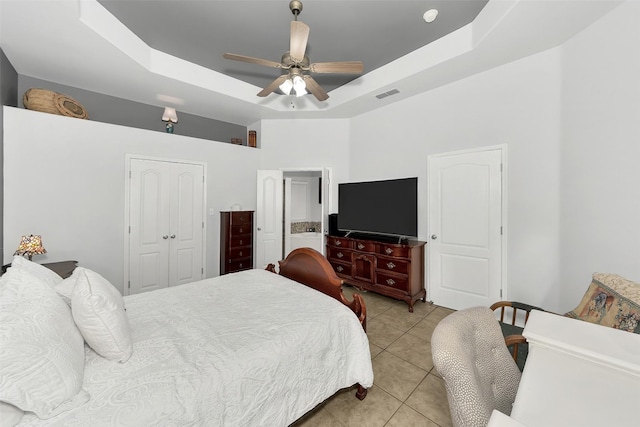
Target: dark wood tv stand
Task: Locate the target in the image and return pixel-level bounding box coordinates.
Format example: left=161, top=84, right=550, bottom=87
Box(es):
left=326, top=234, right=427, bottom=312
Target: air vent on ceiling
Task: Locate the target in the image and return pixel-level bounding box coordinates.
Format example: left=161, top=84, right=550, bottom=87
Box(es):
left=375, top=89, right=400, bottom=100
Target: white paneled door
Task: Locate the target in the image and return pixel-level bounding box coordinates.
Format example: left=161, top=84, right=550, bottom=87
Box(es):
left=128, top=159, right=204, bottom=295
left=256, top=170, right=283, bottom=269
left=428, top=147, right=505, bottom=310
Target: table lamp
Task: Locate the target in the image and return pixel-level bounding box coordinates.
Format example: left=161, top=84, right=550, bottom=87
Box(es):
left=14, top=234, right=47, bottom=261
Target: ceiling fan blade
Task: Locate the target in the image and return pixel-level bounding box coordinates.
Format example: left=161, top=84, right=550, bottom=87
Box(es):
left=257, top=75, right=289, bottom=97
left=303, top=76, right=329, bottom=101
left=290, top=21, right=310, bottom=63
left=309, top=61, right=364, bottom=74
left=223, top=53, right=282, bottom=69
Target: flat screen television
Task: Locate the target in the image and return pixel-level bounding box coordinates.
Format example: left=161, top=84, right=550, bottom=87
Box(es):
left=338, top=177, right=418, bottom=238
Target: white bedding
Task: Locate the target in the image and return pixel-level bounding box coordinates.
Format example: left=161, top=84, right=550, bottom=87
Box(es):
left=18, top=269, right=373, bottom=426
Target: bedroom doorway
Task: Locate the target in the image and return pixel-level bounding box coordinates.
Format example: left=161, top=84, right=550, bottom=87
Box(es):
left=427, top=146, right=507, bottom=310
left=256, top=168, right=331, bottom=269
left=125, top=157, right=206, bottom=295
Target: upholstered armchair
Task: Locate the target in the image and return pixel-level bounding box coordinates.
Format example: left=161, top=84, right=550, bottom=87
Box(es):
left=432, top=307, right=522, bottom=427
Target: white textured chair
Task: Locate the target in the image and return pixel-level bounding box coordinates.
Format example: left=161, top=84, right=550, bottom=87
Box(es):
left=431, top=307, right=522, bottom=427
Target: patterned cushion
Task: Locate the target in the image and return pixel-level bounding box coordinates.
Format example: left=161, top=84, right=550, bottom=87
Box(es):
left=566, top=273, right=640, bottom=334
left=432, top=307, right=521, bottom=427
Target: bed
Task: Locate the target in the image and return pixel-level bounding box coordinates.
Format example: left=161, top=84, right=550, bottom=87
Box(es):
left=0, top=248, right=373, bottom=426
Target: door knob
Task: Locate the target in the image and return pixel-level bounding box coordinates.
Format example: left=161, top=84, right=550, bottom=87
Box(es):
left=257, top=227, right=262, bottom=231
left=170, top=234, right=176, bottom=239
left=162, top=235, right=169, bottom=239
left=431, top=235, right=438, bottom=240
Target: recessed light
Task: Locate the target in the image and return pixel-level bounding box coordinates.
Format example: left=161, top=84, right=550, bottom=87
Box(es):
left=423, top=9, right=438, bottom=23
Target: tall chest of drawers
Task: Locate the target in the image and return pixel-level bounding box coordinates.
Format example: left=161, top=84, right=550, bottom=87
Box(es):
left=326, top=235, right=426, bottom=312
left=220, top=211, right=254, bottom=274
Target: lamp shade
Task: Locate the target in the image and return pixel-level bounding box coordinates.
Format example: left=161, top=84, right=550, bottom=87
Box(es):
left=279, top=79, right=294, bottom=95
left=14, top=235, right=47, bottom=260
left=162, top=107, right=178, bottom=123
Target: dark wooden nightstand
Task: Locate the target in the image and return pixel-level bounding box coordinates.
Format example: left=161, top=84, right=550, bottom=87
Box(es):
left=1, top=260, right=78, bottom=278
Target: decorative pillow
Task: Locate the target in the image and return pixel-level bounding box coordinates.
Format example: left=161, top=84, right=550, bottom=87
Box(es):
left=10, top=255, right=63, bottom=288
left=0, top=268, right=88, bottom=419
left=566, top=273, right=640, bottom=333
left=0, top=401, right=24, bottom=427
left=71, top=268, right=133, bottom=362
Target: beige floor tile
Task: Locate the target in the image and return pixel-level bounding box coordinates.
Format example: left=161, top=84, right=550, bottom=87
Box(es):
left=291, top=406, right=343, bottom=427
left=405, top=374, right=452, bottom=427
left=386, top=331, right=434, bottom=372
left=408, top=299, right=438, bottom=317
left=407, top=307, right=454, bottom=340
left=366, top=318, right=405, bottom=348
left=372, top=351, right=427, bottom=401
left=369, top=342, right=384, bottom=359
left=323, top=385, right=402, bottom=427
left=386, top=404, right=441, bottom=427
left=374, top=304, right=425, bottom=332
left=361, top=295, right=396, bottom=319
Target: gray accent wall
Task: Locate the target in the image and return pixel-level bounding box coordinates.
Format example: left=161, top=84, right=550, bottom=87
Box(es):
left=18, top=76, right=247, bottom=144
left=1, top=48, right=19, bottom=262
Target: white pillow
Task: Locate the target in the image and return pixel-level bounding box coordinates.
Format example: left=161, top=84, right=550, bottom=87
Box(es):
left=0, top=268, right=89, bottom=419
left=11, top=256, right=63, bottom=288
left=71, top=268, right=133, bottom=362
left=55, top=269, right=80, bottom=306
left=0, top=401, right=24, bottom=427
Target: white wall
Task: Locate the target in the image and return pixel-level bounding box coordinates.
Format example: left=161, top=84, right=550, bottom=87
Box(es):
left=559, top=1, right=640, bottom=309
left=350, top=48, right=565, bottom=311
left=3, top=107, right=260, bottom=294
left=258, top=118, right=351, bottom=214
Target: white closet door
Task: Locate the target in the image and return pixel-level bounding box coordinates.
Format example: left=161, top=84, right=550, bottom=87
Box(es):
left=129, top=159, right=204, bottom=295
left=169, top=163, right=204, bottom=287
left=129, top=159, right=171, bottom=294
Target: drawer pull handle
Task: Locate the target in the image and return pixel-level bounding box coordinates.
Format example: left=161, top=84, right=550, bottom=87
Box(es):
left=387, top=262, right=396, bottom=269
left=386, top=279, right=396, bottom=285
left=239, top=240, right=243, bottom=245
left=336, top=266, right=344, bottom=273
left=385, top=248, right=393, bottom=255
left=239, top=251, right=243, bottom=256
left=239, top=263, right=243, bottom=268
left=239, top=228, right=244, bottom=233
left=335, top=240, right=342, bottom=246
left=357, top=243, right=365, bottom=250
left=337, top=252, right=344, bottom=258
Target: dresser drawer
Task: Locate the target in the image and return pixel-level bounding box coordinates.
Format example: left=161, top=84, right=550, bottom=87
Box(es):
left=229, top=235, right=252, bottom=247
left=353, top=240, right=376, bottom=253
left=228, top=247, right=252, bottom=259
left=231, top=224, right=252, bottom=235
left=377, top=244, right=411, bottom=258
left=376, top=271, right=409, bottom=291
left=376, top=256, right=409, bottom=275
left=230, top=211, right=252, bottom=225
left=329, top=260, right=352, bottom=277
left=327, top=246, right=352, bottom=262
left=226, top=259, right=252, bottom=272
left=327, top=236, right=352, bottom=249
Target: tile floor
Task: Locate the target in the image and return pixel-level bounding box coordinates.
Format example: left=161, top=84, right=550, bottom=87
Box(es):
left=292, top=286, right=455, bottom=427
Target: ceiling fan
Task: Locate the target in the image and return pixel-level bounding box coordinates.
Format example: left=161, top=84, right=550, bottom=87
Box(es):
left=223, top=0, right=363, bottom=102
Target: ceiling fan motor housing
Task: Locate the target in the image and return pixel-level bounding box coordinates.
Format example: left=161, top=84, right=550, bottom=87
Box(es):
left=281, top=52, right=310, bottom=68
left=289, top=1, right=303, bottom=17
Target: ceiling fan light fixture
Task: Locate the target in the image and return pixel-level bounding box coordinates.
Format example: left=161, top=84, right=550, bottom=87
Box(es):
left=292, top=75, right=307, bottom=97
left=279, top=78, right=294, bottom=95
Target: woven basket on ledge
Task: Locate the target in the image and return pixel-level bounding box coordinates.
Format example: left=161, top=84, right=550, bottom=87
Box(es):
left=23, top=88, right=88, bottom=119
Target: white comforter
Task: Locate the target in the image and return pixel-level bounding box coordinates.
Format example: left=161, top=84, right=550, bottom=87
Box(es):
left=19, top=269, right=373, bottom=426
